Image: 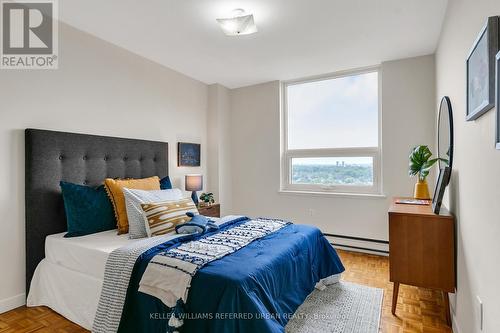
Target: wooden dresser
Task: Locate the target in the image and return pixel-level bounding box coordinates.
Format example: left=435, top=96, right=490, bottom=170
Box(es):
left=198, top=203, right=221, bottom=218
left=388, top=197, right=455, bottom=326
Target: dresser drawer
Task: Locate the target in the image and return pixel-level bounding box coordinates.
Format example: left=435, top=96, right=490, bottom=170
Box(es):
left=198, top=204, right=220, bottom=218
left=389, top=212, right=455, bottom=292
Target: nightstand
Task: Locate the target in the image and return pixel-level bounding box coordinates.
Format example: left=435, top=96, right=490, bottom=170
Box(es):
left=198, top=203, right=220, bottom=218
left=389, top=197, right=455, bottom=326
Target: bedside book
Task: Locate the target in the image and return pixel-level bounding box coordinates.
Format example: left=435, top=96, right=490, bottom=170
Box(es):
left=395, top=198, right=430, bottom=205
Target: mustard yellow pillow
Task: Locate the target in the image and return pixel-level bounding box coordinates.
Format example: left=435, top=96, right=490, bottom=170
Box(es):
left=104, top=176, right=160, bottom=234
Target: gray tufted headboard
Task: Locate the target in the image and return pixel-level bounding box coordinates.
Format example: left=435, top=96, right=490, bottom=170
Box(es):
left=25, top=129, right=168, bottom=294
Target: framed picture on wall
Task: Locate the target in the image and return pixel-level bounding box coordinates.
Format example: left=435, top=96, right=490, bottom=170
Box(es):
left=496, top=51, right=500, bottom=149
left=466, top=16, right=499, bottom=121
left=178, top=142, right=201, bottom=167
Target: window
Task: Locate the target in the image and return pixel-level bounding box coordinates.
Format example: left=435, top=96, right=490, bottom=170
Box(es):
left=281, top=68, right=381, bottom=194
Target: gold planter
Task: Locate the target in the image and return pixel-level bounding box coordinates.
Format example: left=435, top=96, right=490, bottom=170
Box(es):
left=414, top=179, right=430, bottom=200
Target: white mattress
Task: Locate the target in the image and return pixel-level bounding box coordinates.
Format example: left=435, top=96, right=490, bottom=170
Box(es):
left=45, top=229, right=134, bottom=280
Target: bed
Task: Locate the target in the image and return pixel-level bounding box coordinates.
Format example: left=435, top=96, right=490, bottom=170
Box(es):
left=27, top=218, right=228, bottom=329
left=25, top=129, right=344, bottom=333
left=28, top=230, right=132, bottom=328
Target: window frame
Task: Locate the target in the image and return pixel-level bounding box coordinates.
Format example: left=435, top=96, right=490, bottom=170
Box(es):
left=280, top=66, right=383, bottom=195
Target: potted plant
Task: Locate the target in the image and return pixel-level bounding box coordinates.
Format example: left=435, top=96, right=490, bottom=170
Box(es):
left=408, top=145, right=439, bottom=199
left=199, top=192, right=215, bottom=207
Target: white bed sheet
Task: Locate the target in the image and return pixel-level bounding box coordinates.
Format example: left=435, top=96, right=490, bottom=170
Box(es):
left=27, top=259, right=102, bottom=330
left=45, top=229, right=133, bottom=280
left=42, top=218, right=235, bottom=281
left=42, top=216, right=236, bottom=280
left=43, top=215, right=239, bottom=279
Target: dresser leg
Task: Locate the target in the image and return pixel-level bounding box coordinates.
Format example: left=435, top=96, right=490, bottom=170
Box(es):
left=391, top=282, right=399, bottom=315
left=443, top=291, right=452, bottom=326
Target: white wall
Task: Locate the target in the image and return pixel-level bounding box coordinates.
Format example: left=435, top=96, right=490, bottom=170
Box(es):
left=0, top=16, right=449, bottom=320
left=0, top=23, right=208, bottom=312
left=207, top=84, right=232, bottom=214
left=436, top=1, right=500, bottom=332
left=228, top=55, right=436, bottom=247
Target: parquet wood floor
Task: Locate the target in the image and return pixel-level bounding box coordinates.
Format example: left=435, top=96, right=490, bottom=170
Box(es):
left=0, top=250, right=452, bottom=332
left=337, top=250, right=452, bottom=333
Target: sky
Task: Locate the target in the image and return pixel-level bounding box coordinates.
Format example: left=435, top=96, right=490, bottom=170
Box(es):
left=287, top=71, right=379, bottom=150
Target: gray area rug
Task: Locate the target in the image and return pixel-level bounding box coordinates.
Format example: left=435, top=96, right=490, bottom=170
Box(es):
left=285, top=281, right=383, bottom=333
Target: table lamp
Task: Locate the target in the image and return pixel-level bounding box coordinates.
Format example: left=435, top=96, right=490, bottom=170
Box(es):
left=185, top=174, right=203, bottom=205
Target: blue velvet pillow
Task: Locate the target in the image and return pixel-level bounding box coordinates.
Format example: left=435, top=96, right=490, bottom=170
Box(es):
left=60, top=181, right=116, bottom=237
left=160, top=176, right=172, bottom=190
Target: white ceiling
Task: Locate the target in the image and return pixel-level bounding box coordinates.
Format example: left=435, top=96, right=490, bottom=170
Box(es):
left=60, top=0, right=448, bottom=88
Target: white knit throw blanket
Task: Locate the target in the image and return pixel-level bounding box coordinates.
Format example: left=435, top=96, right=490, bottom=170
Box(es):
left=139, top=218, right=290, bottom=309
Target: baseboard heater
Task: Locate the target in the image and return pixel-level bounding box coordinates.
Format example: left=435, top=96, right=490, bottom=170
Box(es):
left=323, top=233, right=389, bottom=255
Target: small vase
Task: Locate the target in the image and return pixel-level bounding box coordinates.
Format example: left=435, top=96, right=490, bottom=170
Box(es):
left=414, top=179, right=430, bottom=200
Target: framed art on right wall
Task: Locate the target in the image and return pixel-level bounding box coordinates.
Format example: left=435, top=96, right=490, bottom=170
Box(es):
left=496, top=51, right=500, bottom=149
left=466, top=16, right=499, bottom=121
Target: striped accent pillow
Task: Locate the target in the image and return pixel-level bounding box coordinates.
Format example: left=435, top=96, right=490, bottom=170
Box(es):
left=141, top=198, right=198, bottom=237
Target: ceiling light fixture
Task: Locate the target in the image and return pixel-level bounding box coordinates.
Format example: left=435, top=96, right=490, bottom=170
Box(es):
left=216, top=9, right=257, bottom=36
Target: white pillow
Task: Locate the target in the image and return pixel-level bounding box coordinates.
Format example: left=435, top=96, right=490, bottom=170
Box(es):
left=124, top=188, right=183, bottom=239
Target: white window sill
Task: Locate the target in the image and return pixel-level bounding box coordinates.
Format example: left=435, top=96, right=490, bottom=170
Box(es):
left=278, top=189, right=387, bottom=199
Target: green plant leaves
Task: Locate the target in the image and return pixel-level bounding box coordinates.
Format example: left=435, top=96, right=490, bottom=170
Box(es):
left=409, top=145, right=437, bottom=181
left=199, top=192, right=215, bottom=203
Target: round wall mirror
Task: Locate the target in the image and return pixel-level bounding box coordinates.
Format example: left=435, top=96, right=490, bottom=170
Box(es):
left=437, top=96, right=454, bottom=180
left=433, top=96, right=454, bottom=213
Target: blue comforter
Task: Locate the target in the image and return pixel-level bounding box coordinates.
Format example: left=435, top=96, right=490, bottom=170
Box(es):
left=117, top=217, right=344, bottom=333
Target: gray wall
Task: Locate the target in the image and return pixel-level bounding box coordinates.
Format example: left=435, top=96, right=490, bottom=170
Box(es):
left=436, top=0, right=500, bottom=332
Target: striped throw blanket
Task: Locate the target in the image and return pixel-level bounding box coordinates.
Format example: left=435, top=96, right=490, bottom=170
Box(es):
left=92, top=233, right=185, bottom=333
left=138, top=218, right=290, bottom=330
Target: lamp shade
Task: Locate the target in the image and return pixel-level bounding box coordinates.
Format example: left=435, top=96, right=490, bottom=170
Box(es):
left=185, top=174, right=203, bottom=191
